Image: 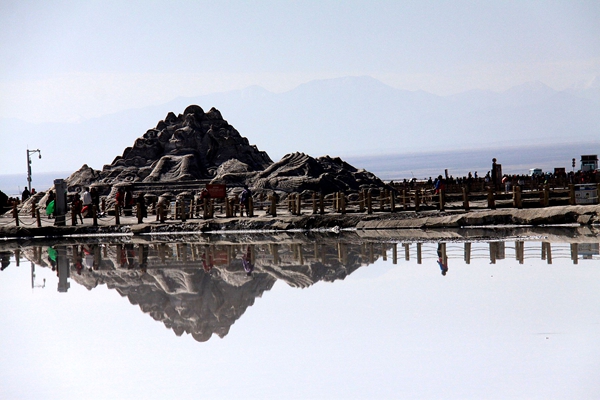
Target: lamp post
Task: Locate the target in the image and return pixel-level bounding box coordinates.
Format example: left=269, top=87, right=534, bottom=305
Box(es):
left=26, top=148, right=42, bottom=192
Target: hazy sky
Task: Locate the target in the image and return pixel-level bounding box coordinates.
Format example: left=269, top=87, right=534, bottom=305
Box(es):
left=1, top=0, right=599, bottom=123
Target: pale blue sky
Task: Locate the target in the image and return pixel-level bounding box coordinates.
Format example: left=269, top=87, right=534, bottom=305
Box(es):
left=1, top=0, right=599, bottom=123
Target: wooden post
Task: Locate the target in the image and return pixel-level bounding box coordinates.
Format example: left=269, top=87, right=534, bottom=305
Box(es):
left=340, top=192, right=346, bottom=214
left=115, top=205, right=120, bottom=225
left=92, top=205, right=98, bottom=227
left=543, top=185, right=549, bottom=207
left=438, top=190, right=445, bottom=211
left=259, top=192, right=264, bottom=210
left=181, top=199, right=187, bottom=222
left=249, top=196, right=254, bottom=217
left=367, top=191, right=373, bottom=214
left=203, top=198, right=209, bottom=219
left=71, top=208, right=77, bottom=226
left=379, top=190, right=385, bottom=211
left=462, top=186, right=470, bottom=211
left=319, top=192, right=324, bottom=215
left=514, top=186, right=522, bottom=209
left=101, top=198, right=106, bottom=213
left=296, top=193, right=301, bottom=215
left=569, top=184, right=575, bottom=205
left=270, top=195, right=277, bottom=217
left=414, top=190, right=420, bottom=212
left=226, top=198, right=232, bottom=218
left=137, top=203, right=143, bottom=223
left=160, top=203, right=166, bottom=222
left=36, top=208, right=41, bottom=227
left=31, top=201, right=36, bottom=218
left=487, top=187, right=496, bottom=209
left=402, top=190, right=407, bottom=211
left=390, top=191, right=395, bottom=213
left=12, top=202, right=19, bottom=227
left=312, top=193, right=317, bottom=214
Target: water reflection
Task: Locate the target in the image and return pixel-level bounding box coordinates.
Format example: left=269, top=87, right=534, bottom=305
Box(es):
left=1, top=231, right=599, bottom=342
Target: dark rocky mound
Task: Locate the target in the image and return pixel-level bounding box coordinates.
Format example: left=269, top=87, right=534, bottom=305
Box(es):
left=74, top=105, right=272, bottom=186
left=249, top=152, right=387, bottom=194
left=61, top=105, right=387, bottom=197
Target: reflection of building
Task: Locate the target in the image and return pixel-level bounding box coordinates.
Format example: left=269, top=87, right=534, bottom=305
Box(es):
left=578, top=243, right=599, bottom=260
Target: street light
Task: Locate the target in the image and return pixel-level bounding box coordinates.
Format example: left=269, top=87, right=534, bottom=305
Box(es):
left=26, top=148, right=42, bottom=192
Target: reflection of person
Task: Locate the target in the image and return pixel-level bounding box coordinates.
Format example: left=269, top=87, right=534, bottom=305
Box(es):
left=437, top=243, right=448, bottom=276
left=201, top=252, right=213, bottom=273
left=242, top=246, right=254, bottom=276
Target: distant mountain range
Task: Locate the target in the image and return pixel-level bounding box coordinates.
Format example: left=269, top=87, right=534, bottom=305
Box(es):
left=1, top=76, right=599, bottom=177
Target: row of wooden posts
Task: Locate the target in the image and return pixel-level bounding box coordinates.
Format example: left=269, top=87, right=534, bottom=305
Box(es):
left=9, top=184, right=598, bottom=228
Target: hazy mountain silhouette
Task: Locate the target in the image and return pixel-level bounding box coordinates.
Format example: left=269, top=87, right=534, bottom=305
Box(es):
left=2, top=76, right=599, bottom=177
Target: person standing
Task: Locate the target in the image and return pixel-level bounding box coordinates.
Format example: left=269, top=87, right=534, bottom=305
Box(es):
left=239, top=185, right=252, bottom=217
left=82, top=188, right=92, bottom=217
left=21, top=187, right=30, bottom=202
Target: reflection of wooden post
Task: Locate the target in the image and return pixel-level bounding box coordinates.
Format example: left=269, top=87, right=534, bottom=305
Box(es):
left=489, top=242, right=497, bottom=264
left=101, top=198, right=106, bottom=213
left=12, top=202, right=19, bottom=227
left=392, top=243, right=397, bottom=264
left=249, top=196, right=254, bottom=217
left=541, top=242, right=546, bottom=260
left=416, top=243, right=422, bottom=264
left=369, top=243, right=374, bottom=264
left=271, top=243, right=279, bottom=265
left=544, top=242, right=552, bottom=264
left=441, top=243, right=447, bottom=265
left=569, top=184, right=575, bottom=205
left=570, top=243, right=578, bottom=264
left=381, top=244, right=387, bottom=261
left=203, top=198, right=209, bottom=219
left=462, top=187, right=470, bottom=211
left=515, top=241, right=524, bottom=264
left=404, top=243, right=410, bottom=261
left=464, top=242, right=471, bottom=264
left=487, top=187, right=496, bottom=210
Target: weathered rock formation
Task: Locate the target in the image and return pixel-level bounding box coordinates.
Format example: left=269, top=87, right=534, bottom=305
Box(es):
left=68, top=105, right=272, bottom=189
left=59, top=105, right=387, bottom=198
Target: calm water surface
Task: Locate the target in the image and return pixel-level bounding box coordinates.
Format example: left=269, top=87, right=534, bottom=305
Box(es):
left=1, top=232, right=599, bottom=399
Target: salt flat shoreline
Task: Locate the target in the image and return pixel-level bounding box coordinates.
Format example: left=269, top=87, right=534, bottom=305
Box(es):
left=1, top=204, right=599, bottom=241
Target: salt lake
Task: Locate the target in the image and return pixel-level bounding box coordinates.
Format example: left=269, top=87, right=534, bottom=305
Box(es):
left=1, top=231, right=599, bottom=399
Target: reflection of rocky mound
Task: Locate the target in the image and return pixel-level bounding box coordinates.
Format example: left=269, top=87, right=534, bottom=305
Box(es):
left=249, top=152, right=386, bottom=193
left=30, top=235, right=383, bottom=342
left=71, top=105, right=273, bottom=186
